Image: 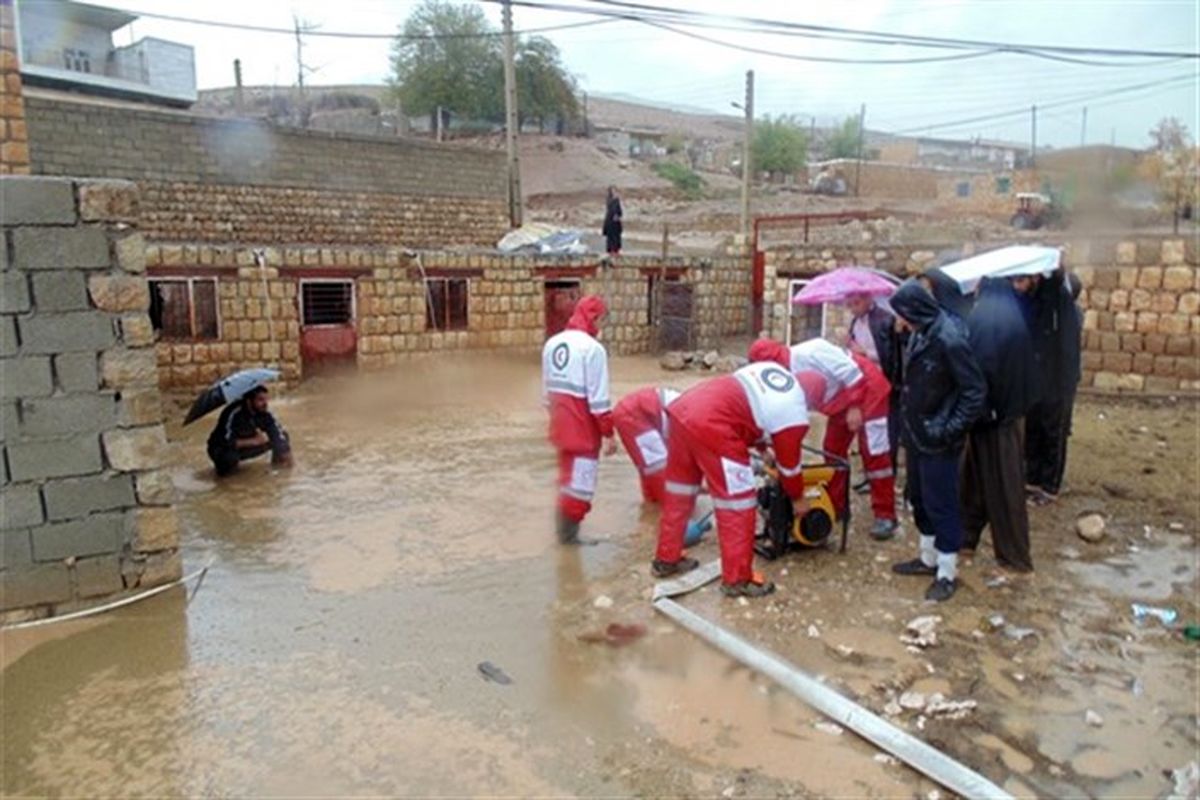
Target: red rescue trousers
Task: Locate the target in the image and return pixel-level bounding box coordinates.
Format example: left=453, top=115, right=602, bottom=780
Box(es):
left=655, top=422, right=759, bottom=586
left=557, top=449, right=600, bottom=523
left=824, top=406, right=895, bottom=521
left=612, top=408, right=667, bottom=504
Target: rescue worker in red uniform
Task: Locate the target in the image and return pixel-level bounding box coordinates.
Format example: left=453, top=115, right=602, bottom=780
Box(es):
left=757, top=338, right=899, bottom=540
left=612, top=386, right=680, bottom=504
left=653, top=340, right=810, bottom=598
left=542, top=296, right=616, bottom=544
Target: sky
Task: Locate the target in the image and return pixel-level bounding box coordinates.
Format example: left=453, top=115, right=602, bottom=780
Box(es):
left=43, top=0, right=1200, bottom=149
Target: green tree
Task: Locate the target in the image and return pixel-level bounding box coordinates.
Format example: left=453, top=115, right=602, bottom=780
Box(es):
left=516, top=36, right=578, bottom=131
left=388, top=1, right=503, bottom=125
left=752, top=115, right=808, bottom=179
left=389, top=1, right=578, bottom=130
left=826, top=115, right=862, bottom=159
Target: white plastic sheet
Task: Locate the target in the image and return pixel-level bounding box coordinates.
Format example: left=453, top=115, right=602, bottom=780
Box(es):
left=939, top=245, right=1061, bottom=293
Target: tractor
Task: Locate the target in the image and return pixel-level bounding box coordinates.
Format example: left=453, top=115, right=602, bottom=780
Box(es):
left=1010, top=192, right=1063, bottom=230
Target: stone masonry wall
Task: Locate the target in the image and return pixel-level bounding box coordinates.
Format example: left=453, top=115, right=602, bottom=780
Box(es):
left=762, top=236, right=1199, bottom=394
left=147, top=245, right=750, bottom=390
left=0, top=0, right=29, bottom=175
left=1, top=176, right=181, bottom=620
left=24, top=94, right=508, bottom=247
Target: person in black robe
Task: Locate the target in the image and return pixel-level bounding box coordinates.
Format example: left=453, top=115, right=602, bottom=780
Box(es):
left=960, top=277, right=1040, bottom=572
left=1025, top=270, right=1083, bottom=501
left=602, top=186, right=623, bottom=255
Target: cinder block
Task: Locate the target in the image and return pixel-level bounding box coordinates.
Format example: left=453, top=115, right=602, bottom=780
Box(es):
left=0, top=272, right=29, bottom=313
left=72, top=555, right=124, bottom=599
left=1, top=484, right=44, bottom=529
left=11, top=226, right=109, bottom=271
left=0, top=356, right=53, bottom=399
left=30, top=511, right=127, bottom=561
left=18, top=312, right=115, bottom=354
left=30, top=270, right=89, bottom=311
left=17, top=394, right=117, bottom=438
left=1, top=528, right=33, bottom=571
left=0, top=316, right=17, bottom=358
left=0, top=563, right=71, bottom=611
left=0, top=177, right=77, bottom=225
left=42, top=473, right=135, bottom=520
left=7, top=434, right=103, bottom=481
left=53, top=352, right=99, bottom=392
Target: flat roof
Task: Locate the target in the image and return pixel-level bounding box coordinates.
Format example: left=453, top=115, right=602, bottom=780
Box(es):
left=18, top=0, right=137, bottom=31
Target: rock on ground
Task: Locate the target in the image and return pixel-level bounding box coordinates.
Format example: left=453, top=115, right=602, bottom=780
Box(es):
left=1075, top=513, right=1106, bottom=543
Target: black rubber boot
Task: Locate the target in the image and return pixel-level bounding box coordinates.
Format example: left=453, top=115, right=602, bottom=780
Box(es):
left=557, top=513, right=582, bottom=544
left=651, top=557, right=699, bottom=578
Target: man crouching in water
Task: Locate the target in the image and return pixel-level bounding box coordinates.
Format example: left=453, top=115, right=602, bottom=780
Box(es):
left=207, top=386, right=293, bottom=476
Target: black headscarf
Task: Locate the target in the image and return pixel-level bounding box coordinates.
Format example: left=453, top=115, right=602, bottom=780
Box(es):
left=922, top=268, right=974, bottom=319
left=966, top=277, right=1039, bottom=425
left=890, top=279, right=940, bottom=329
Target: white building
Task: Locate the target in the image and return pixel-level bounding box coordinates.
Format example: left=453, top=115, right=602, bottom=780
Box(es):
left=15, top=0, right=196, bottom=107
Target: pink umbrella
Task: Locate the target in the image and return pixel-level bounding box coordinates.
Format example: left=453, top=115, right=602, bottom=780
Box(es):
left=791, top=266, right=899, bottom=306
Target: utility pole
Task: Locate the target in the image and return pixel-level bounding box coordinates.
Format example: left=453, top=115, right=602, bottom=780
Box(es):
left=739, top=69, right=754, bottom=239
left=1080, top=106, right=1088, bottom=148
left=233, top=59, right=244, bottom=115
left=1030, top=104, right=1037, bottom=168
left=853, top=103, right=866, bottom=197
left=293, top=16, right=318, bottom=127
left=501, top=0, right=523, bottom=227
left=582, top=90, right=589, bottom=136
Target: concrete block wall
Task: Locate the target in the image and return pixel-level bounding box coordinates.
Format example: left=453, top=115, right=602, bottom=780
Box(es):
left=1, top=175, right=181, bottom=621
left=148, top=245, right=752, bottom=389
left=0, top=0, right=29, bottom=175
left=760, top=236, right=1200, bottom=394
left=23, top=95, right=509, bottom=247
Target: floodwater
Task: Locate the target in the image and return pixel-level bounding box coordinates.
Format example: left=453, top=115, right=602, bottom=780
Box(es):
left=2, top=355, right=1197, bottom=798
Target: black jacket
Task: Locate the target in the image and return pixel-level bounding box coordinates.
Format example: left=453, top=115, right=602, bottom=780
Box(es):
left=891, top=280, right=986, bottom=456
left=602, top=196, right=623, bottom=237
left=207, top=401, right=289, bottom=454
left=967, top=278, right=1039, bottom=427
left=923, top=267, right=974, bottom=319
left=1033, top=271, right=1082, bottom=399
left=853, top=304, right=904, bottom=389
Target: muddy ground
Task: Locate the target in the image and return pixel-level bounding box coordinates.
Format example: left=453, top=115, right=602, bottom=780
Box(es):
left=2, top=354, right=1196, bottom=798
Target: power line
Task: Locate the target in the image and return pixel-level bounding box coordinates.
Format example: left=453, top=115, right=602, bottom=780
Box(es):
left=104, top=6, right=620, bottom=39
left=563, top=0, right=1200, bottom=60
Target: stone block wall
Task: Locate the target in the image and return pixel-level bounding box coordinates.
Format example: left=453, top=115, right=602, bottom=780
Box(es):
left=760, top=236, right=1200, bottom=394
left=0, top=0, right=28, bottom=175
left=23, top=94, right=509, bottom=247
left=1, top=175, right=181, bottom=620
left=148, top=246, right=751, bottom=390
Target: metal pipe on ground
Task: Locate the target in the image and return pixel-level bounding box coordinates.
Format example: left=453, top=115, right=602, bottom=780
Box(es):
left=652, top=566, right=1013, bottom=800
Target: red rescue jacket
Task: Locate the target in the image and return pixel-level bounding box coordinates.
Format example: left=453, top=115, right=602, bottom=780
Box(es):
left=542, top=296, right=613, bottom=453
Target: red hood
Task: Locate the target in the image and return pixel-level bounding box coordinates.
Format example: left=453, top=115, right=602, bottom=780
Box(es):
left=566, top=295, right=607, bottom=337
left=747, top=338, right=790, bottom=368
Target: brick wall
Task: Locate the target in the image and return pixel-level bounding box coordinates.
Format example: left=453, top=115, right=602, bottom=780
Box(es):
left=23, top=94, right=509, bottom=247
left=0, top=0, right=28, bottom=175
left=147, top=246, right=751, bottom=390
left=1, top=176, right=181, bottom=621
left=760, top=236, right=1199, bottom=394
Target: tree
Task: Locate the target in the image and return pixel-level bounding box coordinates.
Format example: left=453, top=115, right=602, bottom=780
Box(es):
left=826, top=115, right=861, bottom=160
left=388, top=2, right=503, bottom=127
left=752, top=115, right=808, bottom=179
left=515, top=36, right=578, bottom=131
left=1142, top=117, right=1198, bottom=232
left=389, top=1, right=578, bottom=131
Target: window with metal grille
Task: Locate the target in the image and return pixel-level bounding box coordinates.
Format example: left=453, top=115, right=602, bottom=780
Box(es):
left=786, top=279, right=827, bottom=345
left=62, top=48, right=91, bottom=73
left=425, top=278, right=469, bottom=331
left=148, top=278, right=219, bottom=340
left=300, top=280, right=354, bottom=326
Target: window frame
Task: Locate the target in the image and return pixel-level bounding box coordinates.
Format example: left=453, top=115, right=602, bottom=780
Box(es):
left=785, top=278, right=828, bottom=346
left=148, top=277, right=221, bottom=342
left=424, top=276, right=470, bottom=332
left=299, top=278, right=357, bottom=328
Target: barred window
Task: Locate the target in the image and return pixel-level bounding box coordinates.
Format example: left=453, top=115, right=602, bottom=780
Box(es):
left=301, top=280, right=355, bottom=326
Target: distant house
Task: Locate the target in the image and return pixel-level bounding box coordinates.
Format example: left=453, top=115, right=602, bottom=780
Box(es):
left=878, top=135, right=1028, bottom=171
left=592, top=125, right=668, bottom=159
left=15, top=0, right=196, bottom=107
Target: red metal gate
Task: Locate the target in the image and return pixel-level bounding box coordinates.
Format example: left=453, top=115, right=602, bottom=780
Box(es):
left=544, top=280, right=581, bottom=338
left=299, top=279, right=357, bottom=369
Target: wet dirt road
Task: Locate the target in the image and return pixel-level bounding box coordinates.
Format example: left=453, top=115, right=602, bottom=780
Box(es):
left=3, top=355, right=1197, bottom=798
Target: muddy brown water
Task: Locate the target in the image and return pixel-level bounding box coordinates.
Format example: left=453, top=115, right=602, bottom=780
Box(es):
left=3, top=354, right=1197, bottom=798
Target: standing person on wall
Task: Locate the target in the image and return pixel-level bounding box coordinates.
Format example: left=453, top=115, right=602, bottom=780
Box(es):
left=542, top=296, right=617, bottom=545
left=602, top=186, right=623, bottom=255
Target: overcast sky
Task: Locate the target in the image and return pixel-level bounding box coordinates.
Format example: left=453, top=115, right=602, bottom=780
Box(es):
left=77, top=0, right=1200, bottom=148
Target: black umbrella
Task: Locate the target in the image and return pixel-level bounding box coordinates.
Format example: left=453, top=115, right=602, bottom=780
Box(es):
left=183, top=368, right=280, bottom=426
